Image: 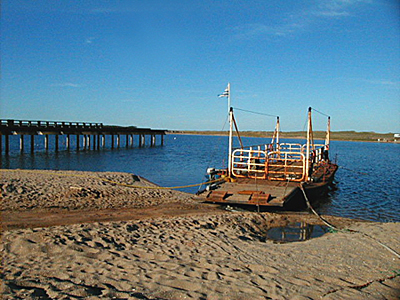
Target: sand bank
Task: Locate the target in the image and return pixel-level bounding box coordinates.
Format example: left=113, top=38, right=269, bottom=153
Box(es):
left=1, top=169, right=399, bottom=299
left=1, top=169, right=193, bottom=212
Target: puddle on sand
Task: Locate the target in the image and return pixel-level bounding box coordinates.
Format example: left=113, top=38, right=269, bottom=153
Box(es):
left=265, top=222, right=329, bottom=243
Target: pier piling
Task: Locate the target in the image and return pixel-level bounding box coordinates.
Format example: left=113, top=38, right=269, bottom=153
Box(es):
left=20, top=135, right=24, bottom=152
left=5, top=135, right=10, bottom=154
left=55, top=135, right=59, bottom=152
left=45, top=135, right=49, bottom=150
left=30, top=135, right=34, bottom=153
left=76, top=134, right=80, bottom=151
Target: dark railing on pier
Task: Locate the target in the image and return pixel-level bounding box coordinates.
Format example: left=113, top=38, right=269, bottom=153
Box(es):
left=0, top=119, right=167, bottom=154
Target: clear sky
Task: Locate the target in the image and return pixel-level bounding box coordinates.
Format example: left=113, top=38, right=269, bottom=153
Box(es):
left=1, top=0, right=399, bottom=133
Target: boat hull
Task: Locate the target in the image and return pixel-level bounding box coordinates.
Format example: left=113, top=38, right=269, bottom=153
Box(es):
left=201, top=164, right=338, bottom=210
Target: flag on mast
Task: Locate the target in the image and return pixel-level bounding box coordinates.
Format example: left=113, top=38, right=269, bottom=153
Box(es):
left=218, top=84, right=230, bottom=98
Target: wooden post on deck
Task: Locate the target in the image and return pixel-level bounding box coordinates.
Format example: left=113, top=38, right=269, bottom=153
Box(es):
left=117, top=134, right=120, bottom=148
left=111, top=135, right=114, bottom=149
left=305, top=107, right=312, bottom=180
left=151, top=135, right=156, bottom=147
left=0, top=134, right=2, bottom=154
left=161, top=134, right=164, bottom=146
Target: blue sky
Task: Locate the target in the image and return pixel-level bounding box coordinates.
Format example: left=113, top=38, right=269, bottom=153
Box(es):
left=1, top=0, right=399, bottom=132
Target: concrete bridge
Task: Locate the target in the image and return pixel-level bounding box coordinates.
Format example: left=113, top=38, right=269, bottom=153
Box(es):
left=0, top=119, right=167, bottom=154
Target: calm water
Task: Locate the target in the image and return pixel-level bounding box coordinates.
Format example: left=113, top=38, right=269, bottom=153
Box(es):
left=1, top=134, right=399, bottom=222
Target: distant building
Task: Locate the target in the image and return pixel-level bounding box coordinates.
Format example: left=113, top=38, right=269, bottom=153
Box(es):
left=394, top=133, right=400, bottom=138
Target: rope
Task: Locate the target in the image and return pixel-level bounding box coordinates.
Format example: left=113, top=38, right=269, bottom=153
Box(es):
left=233, top=107, right=277, bottom=118
left=299, top=183, right=337, bottom=229
left=302, top=115, right=308, bottom=133
left=311, top=107, right=330, bottom=118
left=340, top=165, right=369, bottom=176
left=232, top=113, right=244, bottom=149
left=198, top=114, right=230, bottom=193
left=282, top=178, right=291, bottom=199
left=299, top=183, right=400, bottom=259
left=1, top=169, right=226, bottom=190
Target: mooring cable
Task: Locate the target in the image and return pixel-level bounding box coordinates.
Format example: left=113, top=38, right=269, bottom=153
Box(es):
left=339, top=165, right=369, bottom=176
left=299, top=183, right=400, bottom=259
left=1, top=169, right=226, bottom=190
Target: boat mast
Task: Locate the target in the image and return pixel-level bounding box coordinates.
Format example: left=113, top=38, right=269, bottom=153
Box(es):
left=227, top=83, right=233, bottom=177
left=276, top=116, right=280, bottom=151
left=270, top=116, right=280, bottom=151
left=227, top=82, right=231, bottom=116
left=305, top=107, right=312, bottom=180
left=325, top=116, right=330, bottom=150
left=228, top=107, right=233, bottom=177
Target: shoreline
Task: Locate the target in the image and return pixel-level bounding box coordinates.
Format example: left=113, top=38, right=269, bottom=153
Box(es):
left=1, top=169, right=399, bottom=299
left=168, top=131, right=400, bottom=143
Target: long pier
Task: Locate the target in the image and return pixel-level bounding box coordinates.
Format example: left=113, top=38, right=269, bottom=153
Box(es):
left=0, top=119, right=167, bottom=154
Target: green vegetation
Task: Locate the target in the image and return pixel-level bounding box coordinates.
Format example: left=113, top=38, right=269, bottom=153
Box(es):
left=169, top=130, right=398, bottom=142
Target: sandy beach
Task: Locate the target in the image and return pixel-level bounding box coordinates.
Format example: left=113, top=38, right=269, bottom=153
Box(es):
left=1, top=169, right=399, bottom=299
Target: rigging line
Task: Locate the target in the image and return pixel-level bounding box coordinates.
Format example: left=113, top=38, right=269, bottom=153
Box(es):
left=233, top=107, right=277, bottom=118
left=299, top=183, right=400, bottom=260
left=198, top=114, right=230, bottom=192
left=302, top=115, right=308, bottom=133
left=232, top=113, right=244, bottom=149
left=312, top=107, right=330, bottom=118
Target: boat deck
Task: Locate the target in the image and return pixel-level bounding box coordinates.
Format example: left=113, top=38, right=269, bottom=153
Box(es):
left=203, top=178, right=301, bottom=207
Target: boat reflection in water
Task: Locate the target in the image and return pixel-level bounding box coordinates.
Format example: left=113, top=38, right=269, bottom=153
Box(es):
left=265, top=222, right=329, bottom=243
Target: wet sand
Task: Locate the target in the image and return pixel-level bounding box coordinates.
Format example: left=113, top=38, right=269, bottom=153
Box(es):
left=1, top=169, right=399, bottom=299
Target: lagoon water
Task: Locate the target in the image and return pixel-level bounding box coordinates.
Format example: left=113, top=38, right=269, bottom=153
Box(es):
left=1, top=134, right=399, bottom=222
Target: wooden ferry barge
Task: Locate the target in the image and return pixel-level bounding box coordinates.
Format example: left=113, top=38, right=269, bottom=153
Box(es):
left=200, top=85, right=338, bottom=209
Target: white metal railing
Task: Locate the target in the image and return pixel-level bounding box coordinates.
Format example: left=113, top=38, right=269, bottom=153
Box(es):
left=281, top=142, right=326, bottom=164
left=266, top=151, right=306, bottom=181
left=230, top=142, right=328, bottom=181
left=232, top=148, right=268, bottom=179
left=231, top=146, right=307, bottom=181
left=301, top=143, right=325, bottom=164
left=233, top=144, right=273, bottom=152
left=279, top=143, right=302, bottom=152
